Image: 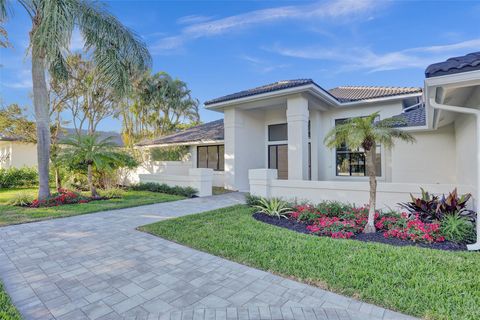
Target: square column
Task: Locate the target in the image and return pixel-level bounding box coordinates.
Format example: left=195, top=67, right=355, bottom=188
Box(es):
left=287, top=96, right=309, bottom=180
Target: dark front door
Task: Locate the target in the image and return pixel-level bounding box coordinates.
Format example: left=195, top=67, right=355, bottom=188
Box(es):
left=268, top=144, right=288, bottom=179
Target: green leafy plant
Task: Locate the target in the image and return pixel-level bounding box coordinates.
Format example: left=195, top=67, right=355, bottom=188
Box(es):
left=440, top=213, right=476, bottom=244
left=316, top=201, right=353, bottom=217
left=150, top=146, right=190, bottom=161
left=245, top=193, right=262, bottom=207
left=253, top=197, right=292, bottom=219
left=100, top=188, right=125, bottom=199
left=130, top=182, right=197, bottom=198
left=0, top=167, right=38, bottom=188
left=7, top=192, right=34, bottom=206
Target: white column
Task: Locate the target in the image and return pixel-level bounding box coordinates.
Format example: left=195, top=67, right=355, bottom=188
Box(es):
left=287, top=96, right=309, bottom=180
left=310, top=109, right=321, bottom=181
left=224, top=107, right=242, bottom=190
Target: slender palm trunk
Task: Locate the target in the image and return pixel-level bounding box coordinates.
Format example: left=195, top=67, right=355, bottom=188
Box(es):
left=32, top=51, right=51, bottom=200
left=364, top=148, right=377, bottom=233
left=87, top=163, right=98, bottom=197
left=55, top=167, right=62, bottom=190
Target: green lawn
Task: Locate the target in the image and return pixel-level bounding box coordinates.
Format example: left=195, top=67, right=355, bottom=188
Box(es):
left=0, top=281, right=21, bottom=320
left=0, top=188, right=183, bottom=226
left=141, top=205, right=480, bottom=320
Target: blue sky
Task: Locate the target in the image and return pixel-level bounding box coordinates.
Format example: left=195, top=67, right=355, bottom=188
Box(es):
left=1, top=0, right=480, bottom=132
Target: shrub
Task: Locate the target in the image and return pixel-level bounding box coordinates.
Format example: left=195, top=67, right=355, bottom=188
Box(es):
left=130, top=182, right=197, bottom=198
left=399, top=188, right=475, bottom=223
left=100, top=187, right=125, bottom=199
left=0, top=167, right=38, bottom=188
left=383, top=214, right=445, bottom=243
left=7, top=192, right=34, bottom=206
left=253, top=198, right=292, bottom=219
left=440, top=213, right=476, bottom=244
left=30, top=189, right=90, bottom=208
left=245, top=193, right=262, bottom=207
left=150, top=146, right=190, bottom=161
left=315, top=201, right=353, bottom=217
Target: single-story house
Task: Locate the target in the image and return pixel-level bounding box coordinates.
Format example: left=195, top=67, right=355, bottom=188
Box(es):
left=138, top=51, right=480, bottom=250
left=0, top=129, right=124, bottom=169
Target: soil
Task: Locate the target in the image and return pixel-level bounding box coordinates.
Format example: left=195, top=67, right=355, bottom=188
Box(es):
left=252, top=212, right=467, bottom=251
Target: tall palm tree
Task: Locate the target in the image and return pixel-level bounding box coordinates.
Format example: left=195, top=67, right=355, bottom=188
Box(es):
left=0, top=0, right=151, bottom=199
left=61, top=134, right=123, bottom=197
left=324, top=112, right=416, bottom=233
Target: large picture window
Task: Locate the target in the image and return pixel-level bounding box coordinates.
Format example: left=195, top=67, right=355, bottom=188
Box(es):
left=197, top=145, right=224, bottom=171
left=335, top=119, right=381, bottom=177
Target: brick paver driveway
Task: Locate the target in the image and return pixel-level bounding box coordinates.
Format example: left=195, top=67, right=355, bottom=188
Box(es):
left=0, top=193, right=416, bottom=320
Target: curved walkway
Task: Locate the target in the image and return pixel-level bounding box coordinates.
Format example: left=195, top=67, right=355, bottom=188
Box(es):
left=0, top=193, right=417, bottom=320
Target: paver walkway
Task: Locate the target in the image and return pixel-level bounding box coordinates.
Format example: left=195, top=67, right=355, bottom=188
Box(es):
left=0, top=193, right=417, bottom=320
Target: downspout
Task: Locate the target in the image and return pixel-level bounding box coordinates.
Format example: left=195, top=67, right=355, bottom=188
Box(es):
left=429, top=98, right=480, bottom=250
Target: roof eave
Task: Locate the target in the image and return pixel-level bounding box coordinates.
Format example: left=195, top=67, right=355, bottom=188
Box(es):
left=136, top=139, right=225, bottom=148
left=205, top=84, right=422, bottom=110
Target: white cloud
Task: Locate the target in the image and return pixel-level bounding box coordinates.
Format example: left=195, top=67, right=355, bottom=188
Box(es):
left=267, top=38, right=480, bottom=73
left=151, top=0, right=378, bottom=54
left=1, top=68, right=32, bottom=89
left=239, top=55, right=289, bottom=73
left=177, top=15, right=212, bottom=25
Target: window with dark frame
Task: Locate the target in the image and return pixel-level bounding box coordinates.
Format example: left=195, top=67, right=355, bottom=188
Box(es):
left=197, top=145, right=224, bottom=171
left=335, top=118, right=381, bottom=177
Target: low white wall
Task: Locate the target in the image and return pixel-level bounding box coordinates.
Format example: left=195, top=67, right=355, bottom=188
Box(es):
left=126, top=161, right=192, bottom=184
left=249, top=169, right=475, bottom=210
left=139, top=168, right=213, bottom=197
left=213, top=171, right=225, bottom=187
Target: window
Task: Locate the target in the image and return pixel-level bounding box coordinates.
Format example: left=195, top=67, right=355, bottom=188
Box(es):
left=197, top=145, right=224, bottom=171
left=335, top=119, right=381, bottom=177
left=268, top=123, right=287, bottom=141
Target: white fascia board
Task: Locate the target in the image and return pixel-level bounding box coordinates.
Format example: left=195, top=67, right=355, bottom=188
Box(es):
left=205, top=84, right=422, bottom=110
left=425, top=70, right=480, bottom=88
left=137, top=140, right=224, bottom=148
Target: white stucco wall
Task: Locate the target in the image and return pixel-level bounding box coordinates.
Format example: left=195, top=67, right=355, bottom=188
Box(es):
left=391, top=124, right=457, bottom=184
left=224, top=107, right=265, bottom=191
left=0, top=142, right=38, bottom=169
left=455, top=114, right=477, bottom=188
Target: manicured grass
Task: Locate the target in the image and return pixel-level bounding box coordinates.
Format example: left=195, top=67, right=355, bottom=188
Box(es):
left=0, top=188, right=183, bottom=226
left=141, top=205, right=480, bottom=320
left=0, top=281, right=21, bottom=320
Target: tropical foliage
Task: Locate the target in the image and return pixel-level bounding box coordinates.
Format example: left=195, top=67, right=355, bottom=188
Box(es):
left=324, top=112, right=415, bottom=233
left=0, top=0, right=151, bottom=199
left=60, top=134, right=137, bottom=197
left=0, top=167, right=38, bottom=188
left=149, top=145, right=190, bottom=161
left=121, top=72, right=200, bottom=146
left=253, top=197, right=292, bottom=219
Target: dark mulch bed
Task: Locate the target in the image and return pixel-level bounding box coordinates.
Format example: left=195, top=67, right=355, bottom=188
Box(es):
left=252, top=212, right=467, bottom=251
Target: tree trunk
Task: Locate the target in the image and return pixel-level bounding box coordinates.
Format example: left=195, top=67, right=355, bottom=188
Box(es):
left=87, top=163, right=98, bottom=198
left=364, top=148, right=377, bottom=233
left=55, top=167, right=62, bottom=190
left=32, top=51, right=51, bottom=200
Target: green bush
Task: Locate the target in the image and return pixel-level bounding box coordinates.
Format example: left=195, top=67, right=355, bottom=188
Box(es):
left=150, top=146, right=190, bottom=161
left=100, top=187, right=125, bottom=198
left=0, top=281, right=21, bottom=320
left=130, top=182, right=197, bottom=198
left=440, top=213, right=476, bottom=244
left=0, top=167, right=38, bottom=188
left=245, top=193, right=262, bottom=207
left=7, top=191, right=34, bottom=206
left=316, top=200, right=353, bottom=217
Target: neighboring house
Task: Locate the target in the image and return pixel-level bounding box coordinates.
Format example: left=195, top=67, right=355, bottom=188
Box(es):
left=0, top=129, right=124, bottom=169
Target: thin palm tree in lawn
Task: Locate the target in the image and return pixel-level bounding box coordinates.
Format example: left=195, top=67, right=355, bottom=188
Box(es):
left=324, top=112, right=415, bottom=233
left=61, top=134, right=120, bottom=197
left=0, top=0, right=151, bottom=199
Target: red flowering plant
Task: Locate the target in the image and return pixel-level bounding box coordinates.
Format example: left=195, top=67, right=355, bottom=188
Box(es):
left=383, top=214, right=445, bottom=243
left=30, top=189, right=91, bottom=208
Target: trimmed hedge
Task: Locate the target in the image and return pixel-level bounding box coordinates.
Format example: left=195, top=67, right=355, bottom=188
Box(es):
left=0, top=167, right=38, bottom=188
left=130, top=182, right=197, bottom=198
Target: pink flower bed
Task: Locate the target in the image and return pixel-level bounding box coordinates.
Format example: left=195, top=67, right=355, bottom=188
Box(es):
left=30, top=188, right=93, bottom=208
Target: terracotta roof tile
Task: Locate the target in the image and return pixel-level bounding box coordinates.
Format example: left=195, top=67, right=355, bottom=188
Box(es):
left=328, top=86, right=422, bottom=103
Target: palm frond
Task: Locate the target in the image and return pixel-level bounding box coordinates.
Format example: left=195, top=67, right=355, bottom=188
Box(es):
left=76, top=0, right=151, bottom=96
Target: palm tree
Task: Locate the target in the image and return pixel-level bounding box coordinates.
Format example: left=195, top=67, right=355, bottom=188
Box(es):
left=0, top=0, right=151, bottom=199
left=61, top=134, right=124, bottom=197
left=324, top=112, right=416, bottom=233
